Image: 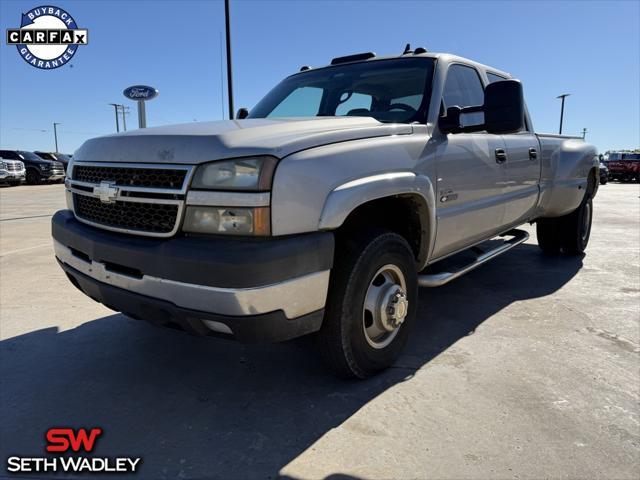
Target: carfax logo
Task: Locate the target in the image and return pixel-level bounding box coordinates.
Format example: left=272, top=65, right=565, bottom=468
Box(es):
left=5, top=5, right=88, bottom=69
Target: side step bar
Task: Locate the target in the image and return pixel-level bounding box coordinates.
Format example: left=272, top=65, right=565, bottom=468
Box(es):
left=418, top=229, right=529, bottom=287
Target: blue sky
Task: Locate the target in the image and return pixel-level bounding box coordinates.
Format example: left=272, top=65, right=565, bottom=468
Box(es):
left=1, top=0, right=638, bottom=154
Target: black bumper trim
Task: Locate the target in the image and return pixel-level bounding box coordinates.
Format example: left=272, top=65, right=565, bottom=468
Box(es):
left=52, top=210, right=334, bottom=289
left=60, top=261, right=324, bottom=343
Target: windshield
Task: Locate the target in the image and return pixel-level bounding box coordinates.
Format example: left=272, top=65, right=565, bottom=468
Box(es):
left=17, top=151, right=45, bottom=161
left=249, top=58, right=435, bottom=124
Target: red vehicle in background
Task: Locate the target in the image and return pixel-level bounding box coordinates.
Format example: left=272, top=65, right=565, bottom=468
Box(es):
left=607, top=152, right=640, bottom=183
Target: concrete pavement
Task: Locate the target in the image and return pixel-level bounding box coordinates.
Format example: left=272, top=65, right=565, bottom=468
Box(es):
left=0, top=182, right=638, bottom=479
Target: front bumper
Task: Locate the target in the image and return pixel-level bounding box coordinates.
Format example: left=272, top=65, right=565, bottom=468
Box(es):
left=0, top=173, right=25, bottom=182
left=52, top=210, right=334, bottom=342
left=43, top=173, right=65, bottom=180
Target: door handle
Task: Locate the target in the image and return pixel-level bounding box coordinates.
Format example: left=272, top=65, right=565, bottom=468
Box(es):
left=495, top=148, right=507, bottom=164
left=529, top=147, right=538, bottom=159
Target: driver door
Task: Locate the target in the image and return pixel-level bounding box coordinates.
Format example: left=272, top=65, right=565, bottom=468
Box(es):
left=432, top=64, right=507, bottom=259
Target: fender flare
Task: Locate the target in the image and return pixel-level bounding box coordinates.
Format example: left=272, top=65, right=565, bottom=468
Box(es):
left=318, top=172, right=436, bottom=268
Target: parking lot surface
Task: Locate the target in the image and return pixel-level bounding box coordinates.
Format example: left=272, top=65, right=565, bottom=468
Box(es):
left=1, top=183, right=639, bottom=479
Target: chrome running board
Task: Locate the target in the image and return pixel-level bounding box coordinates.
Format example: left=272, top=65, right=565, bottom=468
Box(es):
left=418, top=229, right=529, bottom=287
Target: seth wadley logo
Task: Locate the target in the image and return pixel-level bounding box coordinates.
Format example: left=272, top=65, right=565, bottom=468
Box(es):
left=5, top=428, right=142, bottom=474
left=5, top=5, right=88, bottom=69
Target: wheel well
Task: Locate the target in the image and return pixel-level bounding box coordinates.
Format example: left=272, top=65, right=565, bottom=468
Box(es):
left=335, top=195, right=426, bottom=263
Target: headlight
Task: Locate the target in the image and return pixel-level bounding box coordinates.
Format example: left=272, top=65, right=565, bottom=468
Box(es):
left=183, top=206, right=270, bottom=236
left=191, top=156, right=277, bottom=191
left=38, top=163, right=50, bottom=170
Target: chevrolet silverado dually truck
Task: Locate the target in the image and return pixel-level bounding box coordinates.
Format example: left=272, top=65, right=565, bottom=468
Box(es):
left=52, top=50, right=598, bottom=378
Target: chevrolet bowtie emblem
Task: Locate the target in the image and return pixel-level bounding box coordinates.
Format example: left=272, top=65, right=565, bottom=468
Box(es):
left=94, top=181, right=119, bottom=203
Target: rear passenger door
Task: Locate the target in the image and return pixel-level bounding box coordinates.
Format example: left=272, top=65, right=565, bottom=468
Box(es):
left=487, top=73, right=541, bottom=225
left=433, top=64, right=508, bottom=259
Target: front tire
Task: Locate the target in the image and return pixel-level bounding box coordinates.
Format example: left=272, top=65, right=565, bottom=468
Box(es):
left=26, top=169, right=40, bottom=185
left=318, top=230, right=418, bottom=378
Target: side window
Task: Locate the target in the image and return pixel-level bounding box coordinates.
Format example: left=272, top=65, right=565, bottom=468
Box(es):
left=487, top=72, right=507, bottom=84
left=442, top=64, right=484, bottom=126
left=335, top=92, right=373, bottom=116
left=268, top=86, right=323, bottom=118
left=0, top=151, right=17, bottom=160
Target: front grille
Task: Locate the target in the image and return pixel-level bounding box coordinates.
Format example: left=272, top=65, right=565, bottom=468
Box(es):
left=6, top=163, right=21, bottom=172
left=51, top=162, right=65, bottom=175
left=74, top=194, right=178, bottom=234
left=74, top=165, right=186, bottom=189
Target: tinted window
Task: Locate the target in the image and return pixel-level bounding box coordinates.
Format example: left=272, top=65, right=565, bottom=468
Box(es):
left=35, top=152, right=56, bottom=160
left=443, top=64, right=484, bottom=125
left=17, top=151, right=44, bottom=161
left=335, top=92, right=372, bottom=116
left=622, top=153, right=640, bottom=161
left=487, top=72, right=507, bottom=83
left=250, top=58, right=435, bottom=124
left=0, top=150, right=18, bottom=160
left=269, top=86, right=323, bottom=117
left=390, top=94, right=423, bottom=110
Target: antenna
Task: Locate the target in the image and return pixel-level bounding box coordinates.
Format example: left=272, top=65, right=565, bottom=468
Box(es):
left=403, top=43, right=412, bottom=54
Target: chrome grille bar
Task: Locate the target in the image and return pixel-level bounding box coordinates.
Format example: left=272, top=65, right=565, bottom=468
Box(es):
left=67, top=162, right=195, bottom=237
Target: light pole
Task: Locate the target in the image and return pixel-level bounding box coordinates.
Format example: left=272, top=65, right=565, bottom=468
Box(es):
left=120, top=105, right=129, bottom=131
left=556, top=93, right=570, bottom=135
left=224, top=0, right=234, bottom=119
left=108, top=103, right=120, bottom=132
left=53, top=122, right=61, bottom=152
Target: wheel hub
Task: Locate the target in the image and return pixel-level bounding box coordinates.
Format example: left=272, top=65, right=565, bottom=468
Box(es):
left=362, top=264, right=409, bottom=349
left=383, top=288, right=408, bottom=331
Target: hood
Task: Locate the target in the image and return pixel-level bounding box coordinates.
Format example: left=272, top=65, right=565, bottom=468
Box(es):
left=73, top=117, right=413, bottom=164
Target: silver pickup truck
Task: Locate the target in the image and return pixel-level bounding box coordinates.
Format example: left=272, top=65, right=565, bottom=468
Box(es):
left=52, top=50, right=598, bottom=377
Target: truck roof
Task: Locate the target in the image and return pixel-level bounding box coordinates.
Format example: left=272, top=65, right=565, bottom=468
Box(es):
left=291, top=50, right=512, bottom=80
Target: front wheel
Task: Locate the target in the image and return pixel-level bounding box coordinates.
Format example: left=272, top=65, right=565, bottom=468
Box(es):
left=25, top=169, right=40, bottom=185
left=318, top=230, right=418, bottom=378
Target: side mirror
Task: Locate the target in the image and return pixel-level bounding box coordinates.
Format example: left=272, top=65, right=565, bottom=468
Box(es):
left=439, top=106, right=462, bottom=134
left=439, top=79, right=525, bottom=135
left=483, top=80, right=524, bottom=134
left=236, top=108, right=249, bottom=119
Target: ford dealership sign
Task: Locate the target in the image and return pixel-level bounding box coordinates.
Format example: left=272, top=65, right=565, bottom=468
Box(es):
left=123, top=85, right=158, bottom=101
